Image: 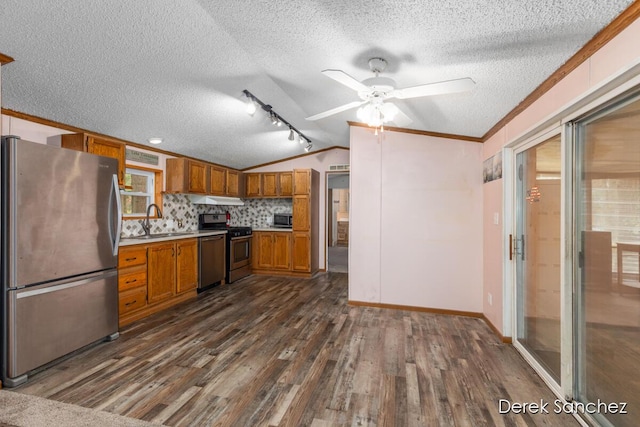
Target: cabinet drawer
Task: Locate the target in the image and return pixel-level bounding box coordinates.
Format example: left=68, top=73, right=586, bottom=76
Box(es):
left=118, top=265, right=147, bottom=292
left=119, top=246, right=147, bottom=268
left=119, top=287, right=147, bottom=314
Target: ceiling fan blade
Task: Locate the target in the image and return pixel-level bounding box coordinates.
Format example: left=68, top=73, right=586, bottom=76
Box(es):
left=306, top=100, right=366, bottom=121
left=391, top=107, right=413, bottom=127
left=322, top=69, right=371, bottom=93
left=392, top=77, right=475, bottom=100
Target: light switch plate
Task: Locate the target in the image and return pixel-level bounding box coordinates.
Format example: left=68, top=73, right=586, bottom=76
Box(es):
left=493, top=212, right=500, bottom=225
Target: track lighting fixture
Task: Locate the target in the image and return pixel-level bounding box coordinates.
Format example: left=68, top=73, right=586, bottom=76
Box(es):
left=242, top=89, right=312, bottom=152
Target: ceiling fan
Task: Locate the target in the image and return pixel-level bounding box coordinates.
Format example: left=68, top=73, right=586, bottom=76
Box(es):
left=306, top=57, right=475, bottom=129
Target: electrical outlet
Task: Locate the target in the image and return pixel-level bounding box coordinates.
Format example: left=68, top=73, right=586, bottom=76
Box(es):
left=488, top=293, right=493, bottom=306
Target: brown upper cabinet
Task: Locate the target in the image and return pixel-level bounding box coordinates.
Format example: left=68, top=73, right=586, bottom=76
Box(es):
left=263, top=173, right=278, bottom=197
left=61, top=133, right=125, bottom=186
left=166, top=158, right=208, bottom=194
left=244, top=171, right=294, bottom=198
left=167, top=158, right=242, bottom=196
left=293, top=169, right=311, bottom=195
left=279, top=172, right=293, bottom=196
left=209, top=165, right=227, bottom=195
left=245, top=173, right=262, bottom=197
left=226, top=169, right=241, bottom=197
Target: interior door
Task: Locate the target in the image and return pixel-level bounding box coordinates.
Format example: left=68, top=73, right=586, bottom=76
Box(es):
left=514, top=134, right=562, bottom=386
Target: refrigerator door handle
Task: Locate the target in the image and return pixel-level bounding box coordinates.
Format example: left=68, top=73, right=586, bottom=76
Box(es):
left=110, top=174, right=122, bottom=256
left=16, top=270, right=118, bottom=299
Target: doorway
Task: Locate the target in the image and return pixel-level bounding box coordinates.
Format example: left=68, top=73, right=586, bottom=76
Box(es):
left=514, top=133, right=562, bottom=386
left=509, top=90, right=640, bottom=427
left=326, top=173, right=349, bottom=273
left=573, top=93, right=640, bottom=427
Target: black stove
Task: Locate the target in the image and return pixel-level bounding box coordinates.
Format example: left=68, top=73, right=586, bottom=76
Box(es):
left=226, top=227, right=252, bottom=238
left=199, top=214, right=252, bottom=235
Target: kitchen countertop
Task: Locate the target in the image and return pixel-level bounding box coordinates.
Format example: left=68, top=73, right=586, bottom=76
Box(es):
left=252, top=227, right=293, bottom=232
left=119, top=230, right=227, bottom=246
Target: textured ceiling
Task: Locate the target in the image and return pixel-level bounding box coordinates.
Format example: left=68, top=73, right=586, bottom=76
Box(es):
left=0, top=0, right=634, bottom=169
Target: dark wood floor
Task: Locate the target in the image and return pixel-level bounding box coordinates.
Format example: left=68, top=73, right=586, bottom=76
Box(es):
left=14, top=273, right=576, bottom=426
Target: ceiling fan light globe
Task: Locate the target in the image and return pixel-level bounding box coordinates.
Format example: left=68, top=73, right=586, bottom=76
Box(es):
left=356, top=105, right=368, bottom=121
left=381, top=102, right=399, bottom=121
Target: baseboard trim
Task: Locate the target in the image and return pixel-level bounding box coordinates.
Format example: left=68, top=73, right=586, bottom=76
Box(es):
left=347, top=300, right=513, bottom=343
left=347, top=300, right=483, bottom=319
left=482, top=314, right=513, bottom=344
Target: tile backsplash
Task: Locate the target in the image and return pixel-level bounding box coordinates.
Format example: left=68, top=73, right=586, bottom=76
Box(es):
left=121, top=194, right=293, bottom=237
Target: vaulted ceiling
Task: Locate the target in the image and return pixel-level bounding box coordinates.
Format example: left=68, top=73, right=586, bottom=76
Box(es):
left=0, top=0, right=635, bottom=169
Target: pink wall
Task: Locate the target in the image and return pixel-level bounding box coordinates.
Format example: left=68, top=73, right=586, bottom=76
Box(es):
left=482, top=16, right=640, bottom=336
left=350, top=126, right=484, bottom=312
left=246, top=148, right=350, bottom=270
left=482, top=129, right=506, bottom=330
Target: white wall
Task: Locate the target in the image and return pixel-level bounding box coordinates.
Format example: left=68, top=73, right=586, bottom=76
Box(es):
left=350, top=126, right=484, bottom=313
left=246, top=148, right=350, bottom=269
left=1, top=116, right=73, bottom=143
left=1, top=115, right=174, bottom=191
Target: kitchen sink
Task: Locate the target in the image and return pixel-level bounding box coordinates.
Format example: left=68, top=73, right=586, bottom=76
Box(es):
left=124, top=232, right=195, bottom=240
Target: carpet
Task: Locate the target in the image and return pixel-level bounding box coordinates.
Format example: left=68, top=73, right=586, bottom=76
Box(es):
left=0, top=390, right=161, bottom=427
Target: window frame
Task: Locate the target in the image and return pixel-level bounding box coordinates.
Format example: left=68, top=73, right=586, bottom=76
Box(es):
left=120, top=165, right=163, bottom=219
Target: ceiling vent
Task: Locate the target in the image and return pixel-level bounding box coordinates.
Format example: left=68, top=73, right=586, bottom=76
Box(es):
left=329, top=164, right=350, bottom=171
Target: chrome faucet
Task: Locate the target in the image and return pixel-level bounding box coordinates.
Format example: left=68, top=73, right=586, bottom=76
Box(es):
left=142, top=203, right=163, bottom=236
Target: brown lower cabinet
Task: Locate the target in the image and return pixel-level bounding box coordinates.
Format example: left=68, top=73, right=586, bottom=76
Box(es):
left=291, top=232, right=311, bottom=272
left=118, top=238, right=198, bottom=327
left=252, top=230, right=315, bottom=276
left=253, top=231, right=291, bottom=271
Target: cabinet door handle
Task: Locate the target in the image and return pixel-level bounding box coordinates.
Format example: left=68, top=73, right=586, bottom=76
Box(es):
left=172, top=247, right=175, bottom=257
left=125, top=300, right=137, bottom=306
left=178, top=247, right=182, bottom=256
left=125, top=257, right=137, bottom=262
left=125, top=279, right=137, bottom=284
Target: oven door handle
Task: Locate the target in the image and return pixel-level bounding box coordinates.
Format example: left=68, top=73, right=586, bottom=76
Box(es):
left=230, top=235, right=252, bottom=241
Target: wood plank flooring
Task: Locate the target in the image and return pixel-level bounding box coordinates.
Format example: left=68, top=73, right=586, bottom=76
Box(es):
left=14, top=273, right=577, bottom=426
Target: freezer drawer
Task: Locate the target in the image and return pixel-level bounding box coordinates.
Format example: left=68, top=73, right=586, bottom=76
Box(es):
left=4, top=270, right=119, bottom=386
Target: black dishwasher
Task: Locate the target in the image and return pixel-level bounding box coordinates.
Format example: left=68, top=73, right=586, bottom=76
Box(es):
left=198, top=235, right=225, bottom=292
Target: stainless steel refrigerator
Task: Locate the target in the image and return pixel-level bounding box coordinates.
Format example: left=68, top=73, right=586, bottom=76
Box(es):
left=1, top=136, right=122, bottom=387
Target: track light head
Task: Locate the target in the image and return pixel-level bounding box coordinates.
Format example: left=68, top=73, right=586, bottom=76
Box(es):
left=242, top=89, right=313, bottom=154
left=244, top=92, right=257, bottom=116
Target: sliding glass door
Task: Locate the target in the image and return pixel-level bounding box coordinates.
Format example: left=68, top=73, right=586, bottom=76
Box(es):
left=573, top=93, right=640, bottom=427
left=514, top=134, right=563, bottom=386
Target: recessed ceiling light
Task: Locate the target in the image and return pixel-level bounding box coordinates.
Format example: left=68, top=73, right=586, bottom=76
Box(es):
left=148, top=137, right=163, bottom=145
